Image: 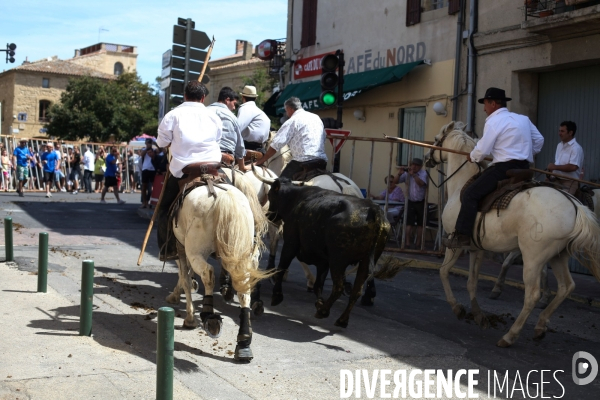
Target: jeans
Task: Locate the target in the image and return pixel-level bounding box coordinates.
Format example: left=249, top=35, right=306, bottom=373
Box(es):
left=83, top=170, right=93, bottom=193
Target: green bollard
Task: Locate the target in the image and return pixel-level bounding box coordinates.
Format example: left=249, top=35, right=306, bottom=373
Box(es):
left=4, top=217, right=13, bottom=262
left=156, top=307, right=174, bottom=400
left=79, top=260, right=94, bottom=336
left=37, top=232, right=48, bottom=293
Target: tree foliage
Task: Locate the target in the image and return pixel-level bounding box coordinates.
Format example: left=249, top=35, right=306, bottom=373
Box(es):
left=241, top=67, right=277, bottom=110
left=47, top=73, right=158, bottom=142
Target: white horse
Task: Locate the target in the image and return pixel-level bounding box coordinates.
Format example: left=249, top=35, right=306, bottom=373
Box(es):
left=425, top=121, right=600, bottom=347
left=490, top=188, right=600, bottom=304
left=165, top=183, right=271, bottom=361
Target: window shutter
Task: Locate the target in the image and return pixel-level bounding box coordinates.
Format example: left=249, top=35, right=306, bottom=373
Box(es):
left=406, top=0, right=421, bottom=27
left=301, top=0, right=318, bottom=48
left=448, top=0, right=461, bottom=15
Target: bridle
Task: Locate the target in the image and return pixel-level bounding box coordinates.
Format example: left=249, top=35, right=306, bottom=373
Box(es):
left=424, top=131, right=471, bottom=188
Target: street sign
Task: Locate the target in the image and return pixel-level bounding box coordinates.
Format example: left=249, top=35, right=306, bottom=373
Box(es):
left=160, top=77, right=170, bottom=90
left=171, top=57, right=204, bottom=73
left=170, top=80, right=184, bottom=97
left=170, top=68, right=210, bottom=84
left=161, top=49, right=171, bottom=69
left=173, top=25, right=211, bottom=49
left=325, top=129, right=351, bottom=154
left=161, top=66, right=171, bottom=79
left=172, top=44, right=207, bottom=61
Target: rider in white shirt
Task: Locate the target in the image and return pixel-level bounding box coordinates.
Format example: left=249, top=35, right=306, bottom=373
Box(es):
left=236, top=85, right=271, bottom=152
left=444, top=87, right=544, bottom=248
left=155, top=81, right=222, bottom=260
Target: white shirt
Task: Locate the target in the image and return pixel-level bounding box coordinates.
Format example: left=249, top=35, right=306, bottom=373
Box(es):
left=83, top=150, right=95, bottom=171
left=270, top=109, right=328, bottom=162
left=470, top=108, right=544, bottom=164
left=132, top=153, right=140, bottom=173
left=141, top=152, right=155, bottom=171
left=553, top=138, right=584, bottom=179
left=237, top=101, right=271, bottom=144
left=157, top=102, right=223, bottom=178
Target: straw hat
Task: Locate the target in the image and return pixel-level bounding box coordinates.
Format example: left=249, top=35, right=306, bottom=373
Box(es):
left=240, top=85, right=258, bottom=98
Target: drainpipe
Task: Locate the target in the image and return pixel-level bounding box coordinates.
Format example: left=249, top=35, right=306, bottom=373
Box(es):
left=466, top=0, right=478, bottom=135
left=452, top=0, right=465, bottom=121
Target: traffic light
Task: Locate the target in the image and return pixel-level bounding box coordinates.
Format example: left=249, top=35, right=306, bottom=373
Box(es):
left=319, top=53, right=340, bottom=106
left=5, top=43, right=16, bottom=63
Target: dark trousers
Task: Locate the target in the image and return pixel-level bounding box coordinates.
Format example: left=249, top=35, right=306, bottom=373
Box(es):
left=157, top=174, right=184, bottom=255
left=280, top=159, right=328, bottom=180
left=83, top=170, right=93, bottom=193
left=243, top=140, right=265, bottom=153
left=455, top=160, right=529, bottom=236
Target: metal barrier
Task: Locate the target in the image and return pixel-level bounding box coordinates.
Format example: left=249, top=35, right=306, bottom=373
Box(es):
left=1, top=135, right=141, bottom=194
left=326, top=135, right=446, bottom=256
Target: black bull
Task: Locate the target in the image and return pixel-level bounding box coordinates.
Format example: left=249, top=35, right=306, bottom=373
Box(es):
left=264, top=178, right=390, bottom=328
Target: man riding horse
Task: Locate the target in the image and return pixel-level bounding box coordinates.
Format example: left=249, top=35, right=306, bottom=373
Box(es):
left=443, top=87, right=545, bottom=248
left=156, top=80, right=223, bottom=261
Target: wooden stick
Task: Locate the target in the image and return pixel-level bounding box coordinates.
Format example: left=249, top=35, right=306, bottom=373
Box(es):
left=383, top=134, right=600, bottom=189
left=198, top=36, right=215, bottom=83
left=137, top=168, right=170, bottom=265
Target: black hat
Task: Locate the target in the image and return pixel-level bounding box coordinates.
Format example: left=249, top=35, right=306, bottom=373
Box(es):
left=478, top=87, right=512, bottom=104
left=410, top=158, right=423, bottom=166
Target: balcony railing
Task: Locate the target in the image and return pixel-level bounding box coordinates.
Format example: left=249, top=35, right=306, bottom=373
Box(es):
left=525, top=0, right=600, bottom=20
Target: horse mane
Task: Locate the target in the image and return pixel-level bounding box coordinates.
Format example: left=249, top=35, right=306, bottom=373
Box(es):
left=442, top=122, right=489, bottom=169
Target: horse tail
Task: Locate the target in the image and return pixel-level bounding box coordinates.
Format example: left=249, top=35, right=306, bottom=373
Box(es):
left=567, top=202, right=600, bottom=282
left=213, top=189, right=273, bottom=294
left=231, top=172, right=269, bottom=248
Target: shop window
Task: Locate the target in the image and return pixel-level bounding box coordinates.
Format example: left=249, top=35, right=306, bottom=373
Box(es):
left=39, top=100, right=51, bottom=122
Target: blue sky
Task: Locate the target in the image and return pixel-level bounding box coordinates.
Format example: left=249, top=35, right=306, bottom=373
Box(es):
left=0, top=0, right=287, bottom=85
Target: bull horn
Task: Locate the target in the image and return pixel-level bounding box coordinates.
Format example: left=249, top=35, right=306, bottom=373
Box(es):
left=252, top=163, right=276, bottom=185
left=291, top=180, right=306, bottom=186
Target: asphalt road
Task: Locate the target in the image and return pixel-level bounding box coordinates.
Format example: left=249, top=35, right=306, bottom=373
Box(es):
left=0, top=190, right=599, bottom=399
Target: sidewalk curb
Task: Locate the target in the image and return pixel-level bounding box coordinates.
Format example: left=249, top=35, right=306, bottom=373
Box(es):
left=396, top=257, right=600, bottom=309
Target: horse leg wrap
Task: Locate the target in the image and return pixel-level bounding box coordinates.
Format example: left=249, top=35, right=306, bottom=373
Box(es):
left=200, top=295, right=214, bottom=322
left=237, top=307, right=252, bottom=346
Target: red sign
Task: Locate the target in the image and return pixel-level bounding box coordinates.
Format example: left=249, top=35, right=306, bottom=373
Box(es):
left=294, top=52, right=335, bottom=80
left=150, top=174, right=165, bottom=205
left=326, top=129, right=351, bottom=154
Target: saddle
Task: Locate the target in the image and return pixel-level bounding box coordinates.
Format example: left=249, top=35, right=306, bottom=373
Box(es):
left=461, top=168, right=537, bottom=215
left=291, top=158, right=328, bottom=182
left=243, top=150, right=264, bottom=164
left=221, top=152, right=235, bottom=166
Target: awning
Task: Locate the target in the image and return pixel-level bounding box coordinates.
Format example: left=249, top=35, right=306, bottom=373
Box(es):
left=273, top=60, right=425, bottom=115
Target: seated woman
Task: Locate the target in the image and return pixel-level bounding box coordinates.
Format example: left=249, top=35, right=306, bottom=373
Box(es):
left=369, top=175, right=405, bottom=222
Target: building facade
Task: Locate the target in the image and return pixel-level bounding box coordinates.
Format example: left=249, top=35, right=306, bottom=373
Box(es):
left=278, top=0, right=461, bottom=197
left=0, top=43, right=137, bottom=139
left=205, top=40, right=271, bottom=105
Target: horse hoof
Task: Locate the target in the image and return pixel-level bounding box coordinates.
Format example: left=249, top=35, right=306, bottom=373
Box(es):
left=183, top=319, right=198, bottom=329
left=220, top=286, right=234, bottom=304
left=251, top=300, right=264, bottom=317
left=203, top=317, right=223, bottom=339
left=191, top=278, right=199, bottom=293
left=334, top=318, right=349, bottom=328
left=314, top=309, right=329, bottom=319
left=489, top=291, right=501, bottom=300
left=496, top=338, right=512, bottom=348
left=453, top=304, right=466, bottom=320
left=234, top=345, right=253, bottom=362
left=165, top=294, right=180, bottom=304
left=475, top=314, right=490, bottom=330
left=271, top=293, right=283, bottom=306
left=343, top=282, right=353, bottom=297
left=533, top=328, right=547, bottom=341
left=360, top=295, right=374, bottom=306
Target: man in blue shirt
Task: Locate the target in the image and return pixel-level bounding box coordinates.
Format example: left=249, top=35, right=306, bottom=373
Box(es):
left=100, top=146, right=126, bottom=204
left=12, top=138, right=31, bottom=197
left=40, top=143, right=59, bottom=198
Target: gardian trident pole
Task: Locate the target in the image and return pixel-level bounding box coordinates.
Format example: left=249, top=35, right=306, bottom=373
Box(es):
left=383, top=134, right=600, bottom=189
left=137, top=37, right=216, bottom=266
